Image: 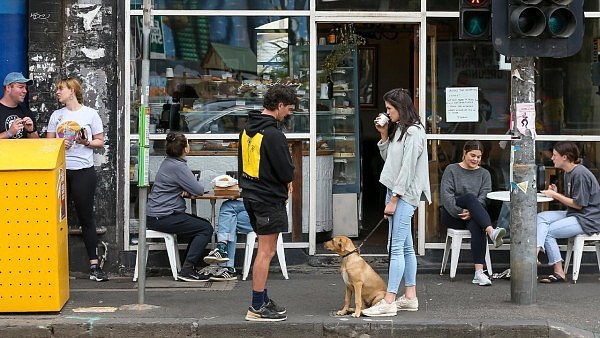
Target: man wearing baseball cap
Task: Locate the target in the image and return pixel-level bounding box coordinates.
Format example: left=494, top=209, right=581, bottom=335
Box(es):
left=1, top=72, right=39, bottom=139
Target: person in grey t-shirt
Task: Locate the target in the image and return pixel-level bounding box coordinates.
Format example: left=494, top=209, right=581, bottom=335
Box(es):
left=440, top=140, right=506, bottom=286
left=537, top=142, right=600, bottom=283
left=147, top=132, right=214, bottom=282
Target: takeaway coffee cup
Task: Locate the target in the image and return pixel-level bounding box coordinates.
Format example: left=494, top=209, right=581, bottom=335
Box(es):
left=376, top=112, right=390, bottom=127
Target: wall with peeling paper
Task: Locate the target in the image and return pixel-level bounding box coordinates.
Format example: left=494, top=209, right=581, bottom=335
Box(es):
left=28, top=0, right=124, bottom=274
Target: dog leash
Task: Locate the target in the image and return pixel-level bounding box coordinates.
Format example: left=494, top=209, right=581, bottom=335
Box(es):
left=353, top=217, right=387, bottom=255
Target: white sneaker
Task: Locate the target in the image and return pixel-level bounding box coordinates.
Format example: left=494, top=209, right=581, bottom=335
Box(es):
left=490, top=228, right=506, bottom=248
left=395, top=295, right=418, bottom=311
left=472, top=271, right=492, bottom=286
left=361, top=299, right=397, bottom=317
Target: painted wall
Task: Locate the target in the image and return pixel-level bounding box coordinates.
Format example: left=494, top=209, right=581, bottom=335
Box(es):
left=28, top=0, right=124, bottom=274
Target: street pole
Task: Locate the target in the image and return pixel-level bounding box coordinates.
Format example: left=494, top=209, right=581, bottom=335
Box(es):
left=137, top=0, right=152, bottom=305
left=509, top=56, right=537, bottom=305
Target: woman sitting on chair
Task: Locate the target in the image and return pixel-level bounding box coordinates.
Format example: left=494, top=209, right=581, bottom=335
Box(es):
left=440, top=140, right=505, bottom=286
left=146, top=132, right=214, bottom=282
left=536, top=141, right=600, bottom=283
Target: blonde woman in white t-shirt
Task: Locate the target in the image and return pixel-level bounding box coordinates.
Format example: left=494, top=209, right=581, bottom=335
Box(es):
left=47, top=77, right=107, bottom=282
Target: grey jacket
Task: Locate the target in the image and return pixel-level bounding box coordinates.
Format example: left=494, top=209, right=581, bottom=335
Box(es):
left=147, top=157, right=205, bottom=217
left=378, top=124, right=431, bottom=207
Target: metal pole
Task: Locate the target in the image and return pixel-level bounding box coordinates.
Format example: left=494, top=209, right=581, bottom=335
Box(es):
left=509, top=56, right=537, bottom=305
left=137, top=0, right=152, bottom=305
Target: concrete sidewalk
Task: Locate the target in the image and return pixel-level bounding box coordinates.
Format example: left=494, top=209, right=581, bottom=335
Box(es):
left=0, top=264, right=598, bottom=337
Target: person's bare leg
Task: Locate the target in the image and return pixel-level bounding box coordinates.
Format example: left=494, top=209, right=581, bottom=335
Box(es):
left=403, top=285, right=416, bottom=299
left=252, top=233, right=278, bottom=292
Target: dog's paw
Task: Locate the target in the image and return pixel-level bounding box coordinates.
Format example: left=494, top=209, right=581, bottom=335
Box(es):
left=351, top=312, right=361, bottom=318
left=336, top=310, right=348, bottom=316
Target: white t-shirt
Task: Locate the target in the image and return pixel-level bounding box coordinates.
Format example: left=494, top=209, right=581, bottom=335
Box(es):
left=48, top=105, right=103, bottom=170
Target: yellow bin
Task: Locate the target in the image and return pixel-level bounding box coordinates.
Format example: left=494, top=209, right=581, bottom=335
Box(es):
left=0, top=139, right=69, bottom=312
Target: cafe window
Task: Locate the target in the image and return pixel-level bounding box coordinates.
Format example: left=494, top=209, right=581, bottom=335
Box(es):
left=317, top=0, right=418, bottom=11
left=129, top=15, right=309, bottom=136
left=130, top=0, right=308, bottom=10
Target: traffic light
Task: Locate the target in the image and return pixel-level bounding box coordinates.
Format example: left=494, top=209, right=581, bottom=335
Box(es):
left=460, top=0, right=492, bottom=40
left=492, top=0, right=584, bottom=58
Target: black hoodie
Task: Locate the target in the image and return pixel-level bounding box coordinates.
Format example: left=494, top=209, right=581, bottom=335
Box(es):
left=238, top=110, right=295, bottom=204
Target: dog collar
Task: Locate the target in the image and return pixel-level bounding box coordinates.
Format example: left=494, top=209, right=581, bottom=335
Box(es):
left=341, top=249, right=359, bottom=258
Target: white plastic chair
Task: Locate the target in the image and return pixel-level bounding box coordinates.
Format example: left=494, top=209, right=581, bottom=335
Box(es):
left=564, top=233, right=600, bottom=284
left=134, top=230, right=181, bottom=281
left=440, top=228, right=493, bottom=280
left=242, top=231, right=289, bottom=281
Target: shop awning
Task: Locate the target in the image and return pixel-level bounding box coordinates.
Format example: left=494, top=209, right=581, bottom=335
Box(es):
left=201, top=43, right=257, bottom=74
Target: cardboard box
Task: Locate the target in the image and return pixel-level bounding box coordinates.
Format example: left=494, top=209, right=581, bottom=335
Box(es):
left=213, top=185, right=240, bottom=197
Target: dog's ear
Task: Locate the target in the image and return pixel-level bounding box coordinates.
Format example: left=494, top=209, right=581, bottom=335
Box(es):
left=336, top=238, right=344, bottom=250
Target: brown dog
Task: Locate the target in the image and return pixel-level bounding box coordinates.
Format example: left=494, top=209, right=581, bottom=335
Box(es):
left=324, top=236, right=387, bottom=317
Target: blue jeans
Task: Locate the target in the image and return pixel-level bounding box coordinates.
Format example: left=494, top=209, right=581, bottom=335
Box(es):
left=217, top=199, right=253, bottom=268
left=385, top=189, right=417, bottom=294
left=536, top=210, right=584, bottom=265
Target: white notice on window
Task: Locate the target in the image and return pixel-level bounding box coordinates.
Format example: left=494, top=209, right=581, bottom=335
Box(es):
left=445, top=87, right=479, bottom=122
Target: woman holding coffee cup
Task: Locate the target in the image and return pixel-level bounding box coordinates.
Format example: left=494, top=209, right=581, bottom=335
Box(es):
left=362, top=88, right=431, bottom=317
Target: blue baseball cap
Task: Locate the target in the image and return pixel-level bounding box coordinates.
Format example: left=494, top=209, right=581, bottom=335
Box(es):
left=3, top=72, right=33, bottom=86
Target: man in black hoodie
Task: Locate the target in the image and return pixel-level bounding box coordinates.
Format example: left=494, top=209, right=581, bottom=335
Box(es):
left=239, top=84, right=297, bottom=322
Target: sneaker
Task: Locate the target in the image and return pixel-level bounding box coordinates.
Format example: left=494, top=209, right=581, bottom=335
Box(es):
left=472, top=271, right=492, bottom=286
left=203, top=248, right=229, bottom=264
left=264, top=298, right=286, bottom=315
left=177, top=267, right=204, bottom=282
left=395, top=295, right=418, bottom=311
left=196, top=265, right=219, bottom=281
left=361, top=299, right=397, bottom=317
left=490, top=228, right=506, bottom=248
left=209, top=267, right=237, bottom=281
left=90, top=266, right=109, bottom=282
left=245, top=304, right=287, bottom=322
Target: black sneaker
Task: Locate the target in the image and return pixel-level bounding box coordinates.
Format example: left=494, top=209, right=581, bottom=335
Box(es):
left=196, top=266, right=219, bottom=281
left=177, top=267, right=203, bottom=282
left=245, top=304, right=287, bottom=322
left=264, top=298, right=286, bottom=315
left=209, top=267, right=237, bottom=281
left=90, top=266, right=109, bottom=282
left=203, top=248, right=229, bottom=264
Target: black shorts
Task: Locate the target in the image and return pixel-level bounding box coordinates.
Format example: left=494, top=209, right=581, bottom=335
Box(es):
left=243, top=199, right=288, bottom=235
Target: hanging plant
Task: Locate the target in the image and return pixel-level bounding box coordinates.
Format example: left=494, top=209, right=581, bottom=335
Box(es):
left=321, top=24, right=366, bottom=82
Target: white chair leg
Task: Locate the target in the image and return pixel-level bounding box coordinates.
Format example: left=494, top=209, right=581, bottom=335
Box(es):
left=484, top=244, right=493, bottom=276
left=276, top=233, right=289, bottom=279
left=564, top=237, right=574, bottom=274
left=133, top=244, right=149, bottom=282
left=571, top=236, right=585, bottom=283
left=164, top=235, right=180, bottom=281
left=449, top=235, right=462, bottom=280
left=595, top=242, right=600, bottom=274
left=440, top=234, right=451, bottom=275
left=242, top=232, right=257, bottom=281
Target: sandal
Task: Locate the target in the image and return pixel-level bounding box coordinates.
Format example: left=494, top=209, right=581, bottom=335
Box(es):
left=539, top=273, right=565, bottom=283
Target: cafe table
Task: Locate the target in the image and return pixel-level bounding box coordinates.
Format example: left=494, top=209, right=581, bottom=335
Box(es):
left=486, top=190, right=553, bottom=203
left=190, top=191, right=240, bottom=247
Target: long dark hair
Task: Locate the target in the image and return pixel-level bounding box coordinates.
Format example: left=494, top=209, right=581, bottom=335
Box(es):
left=553, top=141, right=581, bottom=164
left=165, top=132, right=188, bottom=157
left=383, top=88, right=422, bottom=142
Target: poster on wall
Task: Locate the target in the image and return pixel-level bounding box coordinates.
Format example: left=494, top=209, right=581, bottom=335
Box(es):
left=445, top=87, right=479, bottom=122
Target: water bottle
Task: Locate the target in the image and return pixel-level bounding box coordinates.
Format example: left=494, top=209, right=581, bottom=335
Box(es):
left=536, top=165, right=546, bottom=191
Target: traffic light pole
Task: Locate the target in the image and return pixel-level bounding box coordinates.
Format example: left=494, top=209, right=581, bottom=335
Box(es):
left=509, top=56, right=537, bottom=305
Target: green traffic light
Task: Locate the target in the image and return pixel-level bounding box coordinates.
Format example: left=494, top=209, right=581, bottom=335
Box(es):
left=548, top=7, right=576, bottom=37
left=464, top=13, right=489, bottom=36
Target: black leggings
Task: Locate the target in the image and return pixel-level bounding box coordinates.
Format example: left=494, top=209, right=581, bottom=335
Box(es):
left=67, top=167, right=98, bottom=261
left=441, top=193, right=491, bottom=265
